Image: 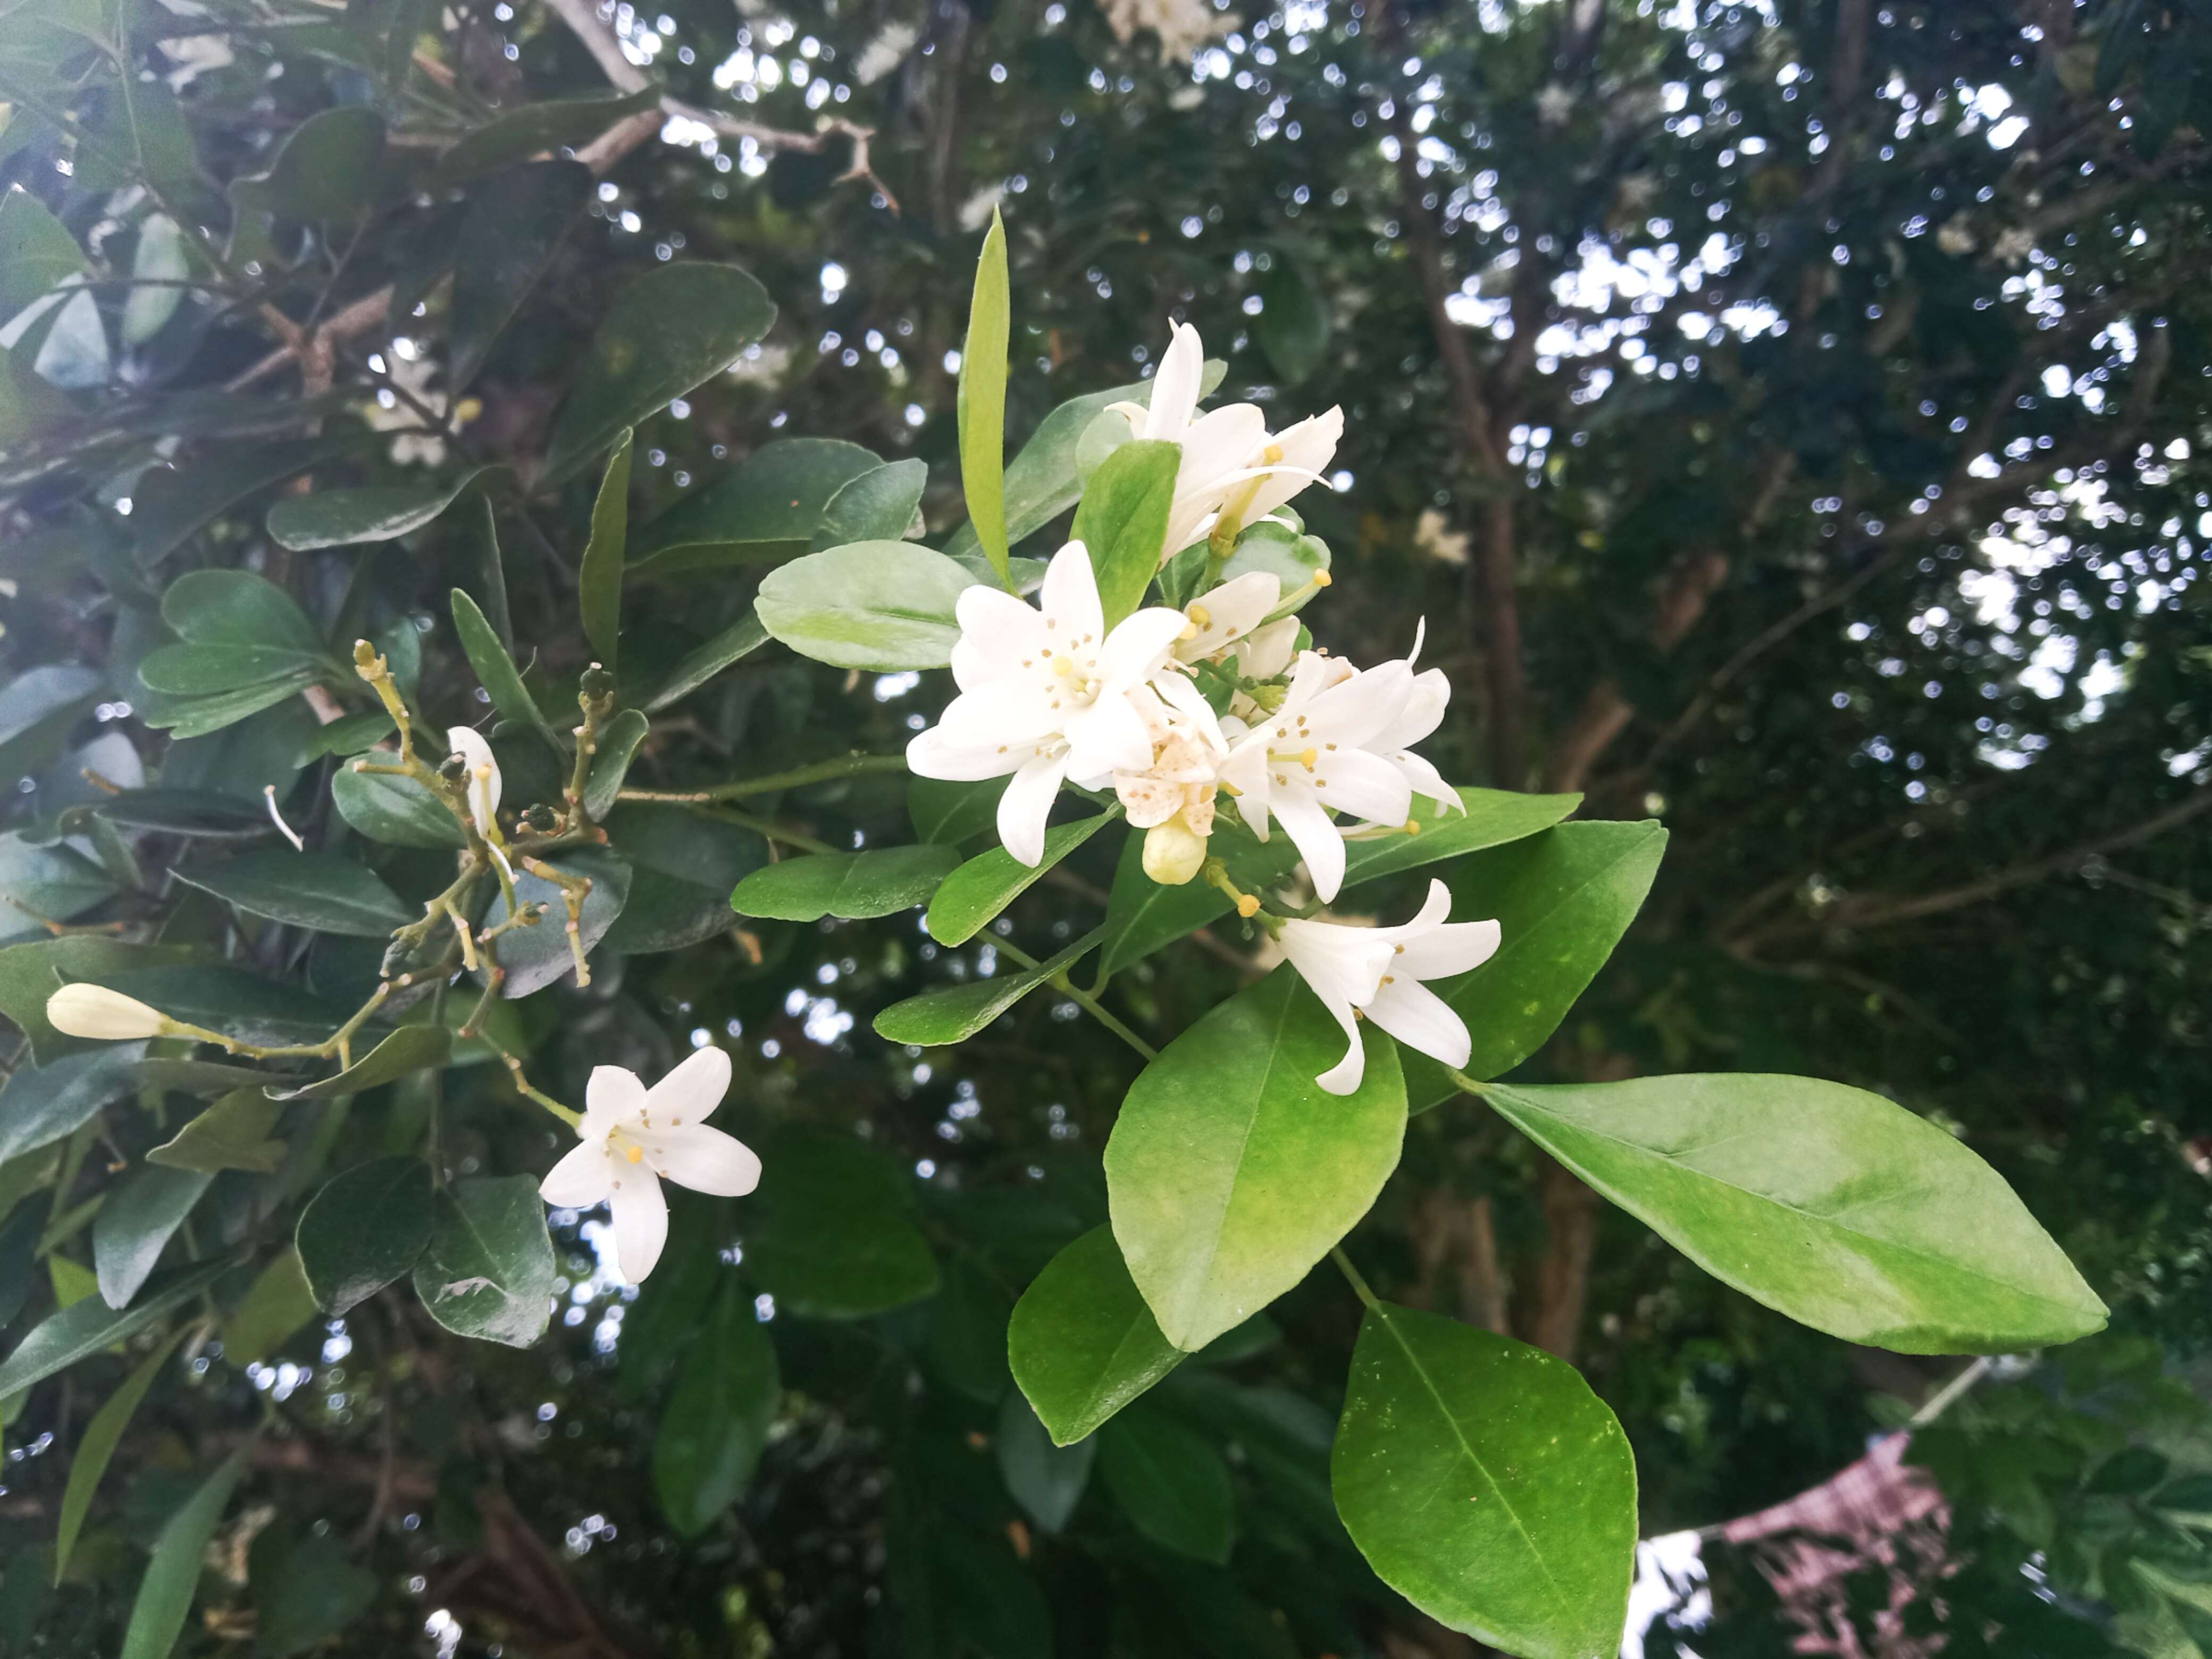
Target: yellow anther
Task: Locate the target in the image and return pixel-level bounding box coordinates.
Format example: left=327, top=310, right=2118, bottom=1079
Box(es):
left=1404, top=818, right=1421, bottom=835
left=1178, top=622, right=1200, bottom=641
left=1236, top=894, right=1260, bottom=919
left=1263, top=443, right=1285, bottom=464
left=625, top=1144, right=644, bottom=1164
left=1052, top=656, right=1076, bottom=676
left=1299, top=747, right=1318, bottom=768
left=1187, top=604, right=1212, bottom=628
left=1313, top=569, right=1333, bottom=587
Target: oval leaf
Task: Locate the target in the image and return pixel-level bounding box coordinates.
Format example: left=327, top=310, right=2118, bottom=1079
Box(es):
left=634, top=438, right=882, bottom=573
left=412, top=1175, right=556, bottom=1346
left=812, top=457, right=927, bottom=550
left=93, top=1162, right=213, bottom=1308
left=296, top=1157, right=434, bottom=1314
left=1009, top=1226, right=1183, bottom=1446
left=731, top=844, right=961, bottom=922
left=925, top=807, right=1120, bottom=946
left=742, top=1129, right=939, bottom=1318
left=655, top=1281, right=781, bottom=1537
left=266, top=466, right=498, bottom=550
left=332, top=764, right=465, bottom=848
left=754, top=541, right=978, bottom=671
left=874, top=928, right=1098, bottom=1047
left=172, top=850, right=413, bottom=936
left=1099, top=1407, right=1235, bottom=1563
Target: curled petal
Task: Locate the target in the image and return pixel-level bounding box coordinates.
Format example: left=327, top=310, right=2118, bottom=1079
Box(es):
left=1272, top=784, right=1347, bottom=902
left=1395, top=917, right=1502, bottom=982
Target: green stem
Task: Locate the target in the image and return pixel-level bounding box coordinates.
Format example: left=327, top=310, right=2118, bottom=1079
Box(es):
left=994, top=937, right=1158, bottom=1061
left=499, top=1052, right=581, bottom=1128
left=1448, top=1070, right=1493, bottom=1100
left=617, top=752, right=909, bottom=803
left=1329, top=1244, right=1381, bottom=1312
left=694, top=805, right=839, bottom=856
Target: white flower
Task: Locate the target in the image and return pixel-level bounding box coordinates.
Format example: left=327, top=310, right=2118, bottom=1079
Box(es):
left=906, top=543, right=1189, bottom=866
left=446, top=727, right=501, bottom=840
left=1113, top=675, right=1227, bottom=831
left=538, top=1048, right=760, bottom=1283
left=1413, top=508, right=1471, bottom=567
left=1355, top=625, right=1463, bottom=821
left=852, top=19, right=917, bottom=84
left=1278, top=879, right=1501, bottom=1095
left=46, top=984, right=171, bottom=1041
left=1218, top=651, right=1418, bottom=902
left=1100, top=0, right=1236, bottom=65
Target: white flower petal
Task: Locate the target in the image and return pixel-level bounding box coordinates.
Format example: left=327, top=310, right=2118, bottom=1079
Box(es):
left=1314, top=1024, right=1368, bottom=1095
left=652, top=1124, right=761, bottom=1196
left=1178, top=404, right=1269, bottom=498
left=1314, top=749, right=1414, bottom=832
left=539, top=1138, right=614, bottom=1208
left=583, top=1065, right=648, bottom=1134
left=1241, top=406, right=1343, bottom=524
left=1095, top=607, right=1189, bottom=690
left=1394, top=917, right=1502, bottom=981
left=1235, top=617, right=1300, bottom=680
left=1065, top=689, right=1153, bottom=779
left=1361, top=976, right=1472, bottom=1072
left=1144, top=322, right=1206, bottom=441
left=608, top=1171, right=669, bottom=1283
left=1273, top=784, right=1347, bottom=901
left=997, top=750, right=1070, bottom=866
left=644, top=1044, right=732, bottom=1126
left=1040, top=542, right=1105, bottom=646
left=446, top=725, right=501, bottom=834
left=906, top=725, right=1026, bottom=782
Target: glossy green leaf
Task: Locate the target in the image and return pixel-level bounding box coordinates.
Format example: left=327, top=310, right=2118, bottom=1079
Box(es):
left=331, top=763, right=464, bottom=848
left=812, top=457, right=928, bottom=550
left=1480, top=1073, right=2109, bottom=1353
left=1105, top=967, right=1406, bottom=1351
left=643, top=614, right=767, bottom=711
left=957, top=208, right=1012, bottom=585
left=544, top=262, right=777, bottom=482
left=598, top=803, right=765, bottom=954
left=1099, top=1407, right=1235, bottom=1563
left=579, top=429, right=631, bottom=668
left=94, top=1161, right=214, bottom=1307
left=172, top=850, right=413, bottom=936
left=218, top=1247, right=318, bottom=1365
left=0, top=664, right=100, bottom=782
left=451, top=586, right=552, bottom=739
left=873, top=927, right=1098, bottom=1046
left=270, top=1024, right=450, bottom=1102
left=412, top=1175, right=556, bottom=1346
left=925, top=808, right=1121, bottom=946
left=296, top=1157, right=434, bottom=1313
left=162, top=567, right=327, bottom=658
left=428, top=87, right=660, bottom=184
left=119, top=1447, right=252, bottom=1659
left=0, top=938, right=194, bottom=1065
left=129, top=439, right=337, bottom=568
left=1256, top=256, right=1331, bottom=385
left=1404, top=820, right=1666, bottom=1109
left=754, top=541, right=978, bottom=671
left=53, top=1325, right=188, bottom=1583
left=582, top=707, right=648, bottom=820
left=450, top=159, right=589, bottom=391
left=996, top=1391, right=1096, bottom=1533
left=0, top=833, right=113, bottom=941
left=146, top=1088, right=286, bottom=1174
left=265, top=466, right=498, bottom=550
left=479, top=847, right=629, bottom=998
left=731, top=844, right=961, bottom=922
left=1333, top=1302, right=1637, bottom=1659
left=229, top=105, right=387, bottom=220
left=0, top=1259, right=226, bottom=1398
left=1071, top=439, right=1180, bottom=627
left=137, top=675, right=323, bottom=740
left=103, top=963, right=355, bottom=1048
left=0, top=1042, right=147, bottom=1163
left=743, top=1128, right=939, bottom=1318
left=909, top=776, right=1007, bottom=845
left=654, top=1280, right=781, bottom=1537
left=137, top=642, right=325, bottom=696
left=632, top=438, right=882, bottom=574
left=1008, top=1226, right=1183, bottom=1446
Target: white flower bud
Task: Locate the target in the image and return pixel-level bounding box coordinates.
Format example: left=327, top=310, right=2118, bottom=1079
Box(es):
left=46, top=984, right=172, bottom=1041
left=1142, top=812, right=1210, bottom=886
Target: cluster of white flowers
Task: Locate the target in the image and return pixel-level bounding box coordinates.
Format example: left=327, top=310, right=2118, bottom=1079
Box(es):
left=1099, top=0, right=1236, bottom=66
left=908, top=322, right=1499, bottom=1094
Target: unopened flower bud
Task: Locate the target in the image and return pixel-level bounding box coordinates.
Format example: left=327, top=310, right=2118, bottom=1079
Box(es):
left=579, top=664, right=616, bottom=705
left=1141, top=813, right=1210, bottom=886
left=522, top=803, right=558, bottom=833
left=439, top=753, right=471, bottom=787
left=46, top=984, right=172, bottom=1041
left=352, top=639, right=386, bottom=679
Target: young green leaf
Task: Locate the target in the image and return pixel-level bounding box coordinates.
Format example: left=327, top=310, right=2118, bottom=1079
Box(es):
left=265, top=466, right=499, bottom=550
left=909, top=776, right=1007, bottom=845
left=1104, top=967, right=1406, bottom=1351
left=582, top=708, right=649, bottom=821
left=119, top=1447, right=253, bottom=1659
left=1099, top=1407, right=1236, bottom=1563
left=812, top=457, right=928, bottom=549
left=873, top=927, right=1100, bottom=1046
left=93, top=1162, right=214, bottom=1308
left=450, top=586, right=553, bottom=740
left=1070, top=439, right=1180, bottom=628
left=925, top=808, right=1121, bottom=946
left=742, top=1129, right=940, bottom=1318
left=0, top=1260, right=228, bottom=1398
left=957, top=208, right=1012, bottom=586
left=172, top=850, right=414, bottom=936
left=1332, top=1302, right=1638, bottom=1659
left=654, top=1280, right=781, bottom=1537
left=53, top=1325, right=189, bottom=1583
left=1008, top=1226, right=1183, bottom=1446
left=413, top=1175, right=556, bottom=1346
left=579, top=429, right=632, bottom=668
left=730, top=844, right=961, bottom=923
left=146, top=1088, right=287, bottom=1174
left=753, top=541, right=978, bottom=671
left=1479, top=1073, right=2110, bottom=1353
left=296, top=1157, right=435, bottom=1313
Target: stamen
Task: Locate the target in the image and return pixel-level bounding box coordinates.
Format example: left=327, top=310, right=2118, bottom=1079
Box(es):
left=263, top=785, right=305, bottom=852
left=1187, top=604, right=1212, bottom=627
left=625, top=1144, right=644, bottom=1164
left=1052, top=656, right=1075, bottom=676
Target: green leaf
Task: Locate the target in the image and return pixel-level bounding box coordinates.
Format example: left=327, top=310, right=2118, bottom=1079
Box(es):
left=579, top=430, right=632, bottom=668
left=0, top=833, right=113, bottom=942
left=654, top=1280, right=781, bottom=1537
left=229, top=105, right=387, bottom=221
left=598, top=803, right=765, bottom=954
left=0, top=664, right=99, bottom=782
left=731, top=845, right=961, bottom=923
left=643, top=615, right=767, bottom=712
left=957, top=208, right=1012, bottom=585
left=252, top=1530, right=378, bottom=1657
left=1071, top=439, right=1180, bottom=627
left=1099, top=1407, right=1235, bottom=1563
left=53, top=1325, right=188, bottom=1584
left=296, top=1157, right=434, bottom=1313
left=291, top=709, right=395, bottom=766
left=119, top=1447, right=252, bottom=1659
left=544, top=262, right=777, bottom=482
left=449, top=159, right=589, bottom=392
left=93, top=1161, right=214, bottom=1308
left=996, top=1391, right=1096, bottom=1533
left=0, top=938, right=195, bottom=1065
left=103, top=963, right=356, bottom=1048
left=428, top=87, right=660, bottom=185
left=137, top=676, right=324, bottom=740
left=632, top=438, right=882, bottom=574
left=480, top=847, right=629, bottom=998
left=412, top=1175, right=556, bottom=1346
left=1105, top=968, right=1406, bottom=1351
left=909, top=776, right=1007, bottom=845
left=138, top=643, right=327, bottom=696
left=1008, top=1226, right=1183, bottom=1446
left=172, top=850, right=413, bottom=937
left=265, top=466, right=498, bottom=551
left=812, top=458, right=928, bottom=550
left=147, top=1089, right=286, bottom=1175
left=754, top=541, right=978, bottom=671
left=743, top=1128, right=939, bottom=1318
left=1332, top=1302, right=1638, bottom=1659
left=582, top=708, right=648, bottom=821
left=0, top=185, right=86, bottom=317
left=129, top=438, right=338, bottom=568
left=219, top=1247, right=318, bottom=1365
left=1256, top=256, right=1331, bottom=386
left=451, top=586, right=552, bottom=740
left=1480, top=1073, right=2109, bottom=1353
left=925, top=808, right=1121, bottom=946
left=269, top=1024, right=449, bottom=1102
left=162, top=568, right=328, bottom=658
left=0, top=1042, right=147, bottom=1162
left=873, top=928, right=1099, bottom=1046
left=0, top=1259, right=227, bottom=1398
left=1404, top=820, right=1667, bottom=1110
left=331, top=764, right=464, bottom=848
left=927, top=1254, right=1013, bottom=1403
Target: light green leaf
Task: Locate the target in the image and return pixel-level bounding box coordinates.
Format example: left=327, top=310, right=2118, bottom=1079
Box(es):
left=479, top=847, right=629, bottom=998
left=742, top=1128, right=939, bottom=1318
left=0, top=1259, right=227, bottom=1398
left=1479, top=1073, right=2109, bottom=1353
left=269, top=1024, right=450, bottom=1102
left=1404, top=819, right=1666, bottom=1109
left=1008, top=1226, right=1183, bottom=1446
left=136, top=675, right=324, bottom=739
left=579, top=430, right=632, bottom=668
left=874, top=927, right=1099, bottom=1047
left=0, top=833, right=113, bottom=942
left=53, top=1325, right=188, bottom=1583
left=957, top=208, right=1011, bottom=585
left=1332, top=1302, right=1638, bottom=1659
left=93, top=1161, right=213, bottom=1308
left=296, top=1157, right=434, bottom=1313
left=812, top=457, right=927, bottom=550
left=0, top=185, right=86, bottom=317
left=925, top=808, right=1121, bottom=946
left=218, top=1247, right=318, bottom=1365
left=544, top=262, right=777, bottom=482
left=632, top=438, right=882, bottom=574
left=1099, top=1407, right=1235, bottom=1563
left=753, top=541, right=977, bottom=671
left=428, top=87, right=661, bottom=185
left=654, top=1280, right=780, bottom=1537
left=0, top=1043, right=147, bottom=1162
left=730, top=844, right=961, bottom=923
left=138, top=643, right=326, bottom=696
left=996, top=1392, right=1096, bottom=1533
left=146, top=1089, right=286, bottom=1175
left=582, top=707, right=648, bottom=820
left=412, top=1175, right=556, bottom=1346
left=1105, top=967, right=1406, bottom=1350
left=161, top=568, right=328, bottom=658
left=451, top=586, right=552, bottom=740
left=291, top=710, right=392, bottom=766
left=449, top=158, right=589, bottom=391
left=172, top=850, right=413, bottom=936
left=265, top=466, right=498, bottom=550
left=331, top=764, right=464, bottom=848
left=1071, top=439, right=1180, bottom=627
left=643, top=614, right=767, bottom=712
left=119, top=1447, right=252, bottom=1659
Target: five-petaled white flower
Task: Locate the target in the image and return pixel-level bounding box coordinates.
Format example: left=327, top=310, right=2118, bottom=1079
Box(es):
left=538, top=1048, right=761, bottom=1283
left=446, top=726, right=501, bottom=840
left=905, top=543, right=1188, bottom=866
left=1278, top=879, right=1502, bottom=1095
